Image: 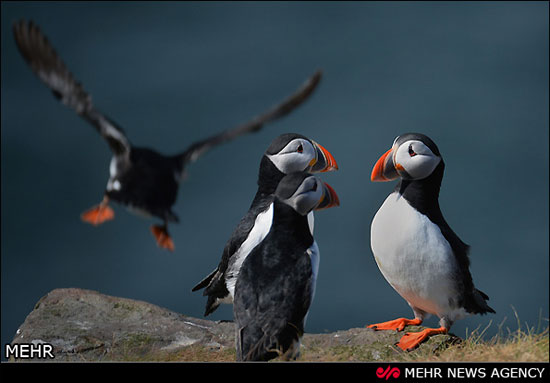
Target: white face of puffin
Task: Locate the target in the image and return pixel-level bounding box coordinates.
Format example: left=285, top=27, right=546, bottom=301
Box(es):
left=372, top=134, right=441, bottom=182
left=267, top=138, right=338, bottom=175
left=276, top=173, right=340, bottom=216
left=283, top=175, right=324, bottom=215
left=393, top=139, right=441, bottom=180
left=266, top=138, right=317, bottom=174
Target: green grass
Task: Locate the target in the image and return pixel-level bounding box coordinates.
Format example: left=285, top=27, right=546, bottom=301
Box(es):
left=299, top=309, right=549, bottom=363
left=67, top=309, right=550, bottom=362
left=99, top=324, right=548, bottom=362
left=299, top=327, right=548, bottom=362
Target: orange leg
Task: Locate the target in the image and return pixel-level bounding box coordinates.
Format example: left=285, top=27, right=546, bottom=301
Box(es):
left=367, top=317, right=422, bottom=332
left=396, top=326, right=448, bottom=351
left=81, top=196, right=115, bottom=226
left=151, top=224, right=175, bottom=252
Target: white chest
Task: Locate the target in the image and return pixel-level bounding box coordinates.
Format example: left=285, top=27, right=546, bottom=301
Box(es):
left=226, top=204, right=274, bottom=298
left=370, top=192, right=461, bottom=317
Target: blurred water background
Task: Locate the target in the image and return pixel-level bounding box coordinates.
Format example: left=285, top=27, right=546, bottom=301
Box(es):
left=1, top=1, right=548, bottom=360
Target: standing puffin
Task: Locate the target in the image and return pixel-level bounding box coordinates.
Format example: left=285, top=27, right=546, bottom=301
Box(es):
left=13, top=20, right=322, bottom=251
left=234, top=171, right=340, bottom=361
left=192, top=133, right=338, bottom=315
left=368, top=133, right=494, bottom=351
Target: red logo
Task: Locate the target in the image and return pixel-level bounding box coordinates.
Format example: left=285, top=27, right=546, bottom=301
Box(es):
left=376, top=365, right=401, bottom=380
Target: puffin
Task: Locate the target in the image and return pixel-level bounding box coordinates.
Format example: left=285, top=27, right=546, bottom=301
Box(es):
left=367, top=133, right=495, bottom=351
left=12, top=20, right=322, bottom=251
left=192, top=133, right=338, bottom=315
left=234, top=171, right=340, bottom=361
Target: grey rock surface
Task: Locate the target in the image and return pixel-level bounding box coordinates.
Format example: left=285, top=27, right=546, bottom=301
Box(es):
left=9, top=288, right=459, bottom=361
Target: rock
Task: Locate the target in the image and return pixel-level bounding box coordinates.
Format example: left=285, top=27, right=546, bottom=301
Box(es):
left=9, top=288, right=235, bottom=361
left=9, top=288, right=460, bottom=362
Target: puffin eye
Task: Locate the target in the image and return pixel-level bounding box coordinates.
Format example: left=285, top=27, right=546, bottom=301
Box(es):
left=408, top=144, right=417, bottom=157
left=297, top=144, right=303, bottom=153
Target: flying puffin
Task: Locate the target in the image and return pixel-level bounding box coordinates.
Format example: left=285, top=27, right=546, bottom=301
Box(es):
left=13, top=20, right=322, bottom=251
left=192, top=133, right=338, bottom=315
left=367, top=133, right=495, bottom=351
left=234, top=171, right=340, bottom=361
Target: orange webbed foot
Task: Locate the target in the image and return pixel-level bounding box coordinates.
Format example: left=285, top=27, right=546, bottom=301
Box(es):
left=367, top=317, right=422, bottom=332
left=81, top=203, right=115, bottom=226
left=396, top=326, right=447, bottom=351
left=151, top=225, right=175, bottom=252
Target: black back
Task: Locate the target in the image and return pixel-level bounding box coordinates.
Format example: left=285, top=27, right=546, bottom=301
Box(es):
left=234, top=201, right=314, bottom=361
left=106, top=147, right=180, bottom=221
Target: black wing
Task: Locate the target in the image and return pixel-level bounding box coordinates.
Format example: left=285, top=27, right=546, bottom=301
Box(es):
left=437, top=216, right=495, bottom=315
left=176, top=70, right=322, bottom=167
left=233, top=239, right=313, bottom=361
left=13, top=20, right=131, bottom=157
left=398, top=164, right=494, bottom=315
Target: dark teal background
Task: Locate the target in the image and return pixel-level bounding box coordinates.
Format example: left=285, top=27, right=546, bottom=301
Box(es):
left=1, top=2, right=548, bottom=360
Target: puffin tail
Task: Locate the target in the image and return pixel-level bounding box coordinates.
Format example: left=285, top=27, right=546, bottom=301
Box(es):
left=191, top=269, right=226, bottom=317
left=473, top=289, right=496, bottom=314
left=191, top=269, right=217, bottom=292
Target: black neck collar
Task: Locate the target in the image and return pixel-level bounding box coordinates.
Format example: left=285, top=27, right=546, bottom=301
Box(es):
left=397, top=160, right=445, bottom=217
left=256, top=155, right=285, bottom=197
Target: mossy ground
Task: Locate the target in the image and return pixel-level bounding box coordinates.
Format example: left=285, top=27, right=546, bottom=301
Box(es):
left=100, top=336, right=236, bottom=362
left=94, top=324, right=548, bottom=362
left=15, top=290, right=548, bottom=363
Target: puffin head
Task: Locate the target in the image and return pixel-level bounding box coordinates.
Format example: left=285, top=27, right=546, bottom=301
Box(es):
left=371, top=133, right=442, bottom=182
left=265, top=133, right=338, bottom=175
left=275, top=172, right=340, bottom=216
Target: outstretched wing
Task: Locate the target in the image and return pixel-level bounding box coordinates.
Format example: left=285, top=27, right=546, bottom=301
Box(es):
left=177, top=70, right=322, bottom=165
left=13, top=20, right=130, bottom=156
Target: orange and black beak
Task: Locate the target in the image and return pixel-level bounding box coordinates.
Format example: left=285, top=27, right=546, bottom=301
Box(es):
left=315, top=182, right=340, bottom=210
left=310, top=141, right=338, bottom=173
left=371, top=147, right=400, bottom=182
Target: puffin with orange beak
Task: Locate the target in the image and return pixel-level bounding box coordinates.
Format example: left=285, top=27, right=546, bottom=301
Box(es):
left=192, top=133, right=338, bottom=316
left=13, top=20, right=323, bottom=251
left=234, top=171, right=340, bottom=361
left=368, top=133, right=494, bottom=351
